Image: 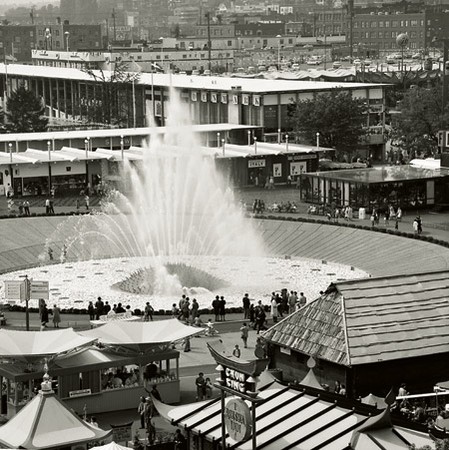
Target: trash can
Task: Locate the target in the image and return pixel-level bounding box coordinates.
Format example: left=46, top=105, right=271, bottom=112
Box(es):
left=358, top=207, right=366, bottom=220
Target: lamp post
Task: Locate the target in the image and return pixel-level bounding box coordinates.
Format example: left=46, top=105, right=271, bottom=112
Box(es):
left=47, top=140, right=52, bottom=194
left=276, top=35, right=282, bottom=68
left=129, top=56, right=137, bottom=128
left=247, top=130, right=251, bottom=146
left=277, top=128, right=281, bottom=145
left=45, top=28, right=52, bottom=50
left=254, top=136, right=258, bottom=155
left=159, top=37, right=164, bottom=71
left=120, top=135, right=124, bottom=162
left=221, top=138, right=225, bottom=157
left=316, top=132, right=320, bottom=152
left=286, top=134, right=289, bottom=152
left=217, top=132, right=221, bottom=148
left=64, top=31, right=70, bottom=52
left=8, top=142, right=12, bottom=163
left=84, top=138, right=89, bottom=190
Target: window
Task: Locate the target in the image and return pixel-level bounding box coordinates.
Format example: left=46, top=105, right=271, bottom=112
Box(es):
left=353, top=31, right=359, bottom=38
left=365, top=31, right=369, bottom=38
left=405, top=20, right=408, bottom=27
left=354, top=21, right=359, bottom=28
left=227, top=40, right=232, bottom=46
left=379, top=21, right=384, bottom=27
left=38, top=30, right=43, bottom=36
left=411, top=20, right=418, bottom=26
left=371, top=21, right=377, bottom=27
left=55, top=30, right=60, bottom=36
left=410, top=31, right=416, bottom=38
left=55, top=41, right=60, bottom=48
left=15, top=36, right=21, bottom=43
left=385, top=21, right=390, bottom=27
left=370, top=31, right=376, bottom=38
left=392, top=20, right=398, bottom=27
left=30, top=31, right=34, bottom=37
left=378, top=31, right=383, bottom=38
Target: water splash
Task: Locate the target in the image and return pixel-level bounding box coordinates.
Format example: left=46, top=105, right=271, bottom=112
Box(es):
left=42, top=90, right=264, bottom=293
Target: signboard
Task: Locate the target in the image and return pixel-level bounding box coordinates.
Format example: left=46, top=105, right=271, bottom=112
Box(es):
left=223, top=367, right=253, bottom=394
left=201, top=91, right=208, bottom=102
left=290, top=161, right=307, bottom=176
left=111, top=423, right=133, bottom=443
left=30, top=281, right=49, bottom=300
left=248, top=159, right=266, bottom=168
left=221, top=93, right=228, bottom=104
left=211, top=92, right=217, bottom=103
left=253, top=95, right=261, bottom=107
left=191, top=91, right=197, bottom=102
left=242, top=94, right=250, bottom=106
left=224, top=398, right=252, bottom=442
left=273, top=163, right=282, bottom=177
left=69, top=389, right=91, bottom=398
left=287, top=154, right=317, bottom=161
left=4, top=280, right=26, bottom=301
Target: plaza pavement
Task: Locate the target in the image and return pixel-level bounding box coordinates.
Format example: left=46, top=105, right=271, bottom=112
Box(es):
left=2, top=188, right=449, bottom=436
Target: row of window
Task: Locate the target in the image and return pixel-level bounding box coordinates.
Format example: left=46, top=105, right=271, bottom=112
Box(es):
left=354, top=19, right=423, bottom=28
left=353, top=30, right=423, bottom=39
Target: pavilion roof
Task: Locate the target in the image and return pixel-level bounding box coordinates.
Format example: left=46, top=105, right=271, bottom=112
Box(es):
left=263, top=270, right=449, bottom=366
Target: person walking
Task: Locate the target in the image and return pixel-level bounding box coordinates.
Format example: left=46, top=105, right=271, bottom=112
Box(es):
left=23, top=200, right=30, bottom=216
left=95, top=297, right=104, bottom=320
left=45, top=198, right=50, bottom=215
left=240, top=322, right=249, bottom=348
left=242, top=293, right=250, bottom=319
left=144, top=302, right=154, bottom=322
left=40, top=302, right=49, bottom=330
left=191, top=298, right=199, bottom=322
left=52, top=305, right=61, bottom=328
left=137, top=396, right=146, bottom=429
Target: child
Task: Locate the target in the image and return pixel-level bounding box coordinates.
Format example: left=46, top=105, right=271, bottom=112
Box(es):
left=232, top=344, right=241, bottom=358
left=240, top=323, right=249, bottom=348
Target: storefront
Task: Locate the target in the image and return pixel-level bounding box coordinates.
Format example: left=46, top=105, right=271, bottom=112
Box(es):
left=299, top=165, right=449, bottom=209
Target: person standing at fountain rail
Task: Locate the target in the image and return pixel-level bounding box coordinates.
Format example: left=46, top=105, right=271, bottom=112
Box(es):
left=87, top=301, right=95, bottom=320
left=191, top=299, right=199, bottom=322
left=95, top=297, right=104, bottom=320
left=218, top=296, right=226, bottom=321
left=144, top=302, right=154, bottom=321
left=212, top=296, right=220, bottom=321
left=52, top=305, right=61, bottom=328
left=85, top=195, right=90, bottom=210
left=242, top=293, right=250, bottom=319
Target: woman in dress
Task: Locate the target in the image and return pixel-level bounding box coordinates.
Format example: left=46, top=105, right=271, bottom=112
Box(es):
left=52, top=305, right=61, bottom=328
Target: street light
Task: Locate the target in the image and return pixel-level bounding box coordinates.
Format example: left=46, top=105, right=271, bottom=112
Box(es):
left=217, top=132, right=221, bottom=148
left=221, top=138, right=225, bottom=157
left=159, top=37, right=164, bottom=71
left=316, top=132, right=320, bottom=152
left=8, top=142, right=12, bottom=163
left=286, top=134, right=289, bottom=152
left=45, top=28, right=52, bottom=50
left=120, top=135, right=124, bottom=162
left=254, top=136, right=258, bottom=155
left=64, top=31, right=70, bottom=52
left=247, top=130, right=251, bottom=146
left=278, top=128, right=281, bottom=145
left=47, top=140, right=52, bottom=194
left=84, top=138, right=90, bottom=190
left=276, top=35, right=282, bottom=68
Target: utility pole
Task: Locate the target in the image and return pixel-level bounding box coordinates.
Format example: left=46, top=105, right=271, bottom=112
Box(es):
left=30, top=8, right=34, bottom=25
left=205, top=11, right=212, bottom=71
left=442, top=39, right=449, bottom=111
left=347, top=0, right=354, bottom=61
left=112, top=8, right=117, bottom=43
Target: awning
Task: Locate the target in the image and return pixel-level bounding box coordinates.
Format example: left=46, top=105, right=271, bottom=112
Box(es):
left=79, top=318, right=203, bottom=352
left=0, top=328, right=97, bottom=362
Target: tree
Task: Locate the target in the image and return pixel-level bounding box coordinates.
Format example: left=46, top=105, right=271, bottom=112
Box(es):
left=391, top=85, right=449, bottom=159
left=288, top=90, right=368, bottom=159
left=82, top=61, right=140, bottom=127
left=6, top=84, right=48, bottom=133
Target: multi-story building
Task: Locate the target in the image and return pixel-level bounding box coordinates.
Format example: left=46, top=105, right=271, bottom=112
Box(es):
left=352, top=11, right=426, bottom=53
left=0, top=24, right=102, bottom=63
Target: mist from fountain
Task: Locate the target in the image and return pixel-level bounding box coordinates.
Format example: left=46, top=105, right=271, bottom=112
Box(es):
left=43, top=89, right=265, bottom=296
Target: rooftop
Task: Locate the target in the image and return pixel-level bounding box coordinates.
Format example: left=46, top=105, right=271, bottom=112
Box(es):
left=305, top=165, right=449, bottom=183
left=263, top=270, right=449, bottom=366
left=0, top=64, right=385, bottom=94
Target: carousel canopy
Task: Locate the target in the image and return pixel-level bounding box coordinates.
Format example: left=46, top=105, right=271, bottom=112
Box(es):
left=90, top=442, right=134, bottom=450
left=0, top=378, right=110, bottom=448
left=0, top=328, right=97, bottom=361
left=80, top=318, right=203, bottom=351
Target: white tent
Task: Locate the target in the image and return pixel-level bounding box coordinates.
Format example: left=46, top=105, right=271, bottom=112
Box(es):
left=0, top=377, right=110, bottom=449
left=0, top=328, right=97, bottom=362
left=80, top=318, right=203, bottom=352
left=90, top=442, right=134, bottom=450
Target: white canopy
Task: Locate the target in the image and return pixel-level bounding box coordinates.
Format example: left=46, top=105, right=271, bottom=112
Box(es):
left=0, top=382, right=110, bottom=448
left=90, top=442, right=134, bottom=450
left=0, top=328, right=96, bottom=361
left=80, top=318, right=203, bottom=351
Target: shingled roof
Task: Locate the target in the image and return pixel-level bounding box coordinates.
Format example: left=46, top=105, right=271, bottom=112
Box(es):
left=263, top=270, right=449, bottom=366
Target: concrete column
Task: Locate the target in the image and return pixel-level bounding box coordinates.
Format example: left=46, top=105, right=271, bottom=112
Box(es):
left=48, top=79, right=53, bottom=119
left=63, top=79, right=67, bottom=121
left=56, top=79, right=60, bottom=119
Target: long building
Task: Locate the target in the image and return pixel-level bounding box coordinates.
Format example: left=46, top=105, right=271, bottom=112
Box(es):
left=0, top=64, right=387, bottom=160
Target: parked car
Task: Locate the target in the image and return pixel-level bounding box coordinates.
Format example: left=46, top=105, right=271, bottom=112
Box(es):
left=306, top=59, right=321, bottom=65
left=332, top=61, right=342, bottom=69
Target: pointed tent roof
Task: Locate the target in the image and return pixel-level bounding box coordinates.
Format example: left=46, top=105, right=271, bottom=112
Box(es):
left=0, top=379, right=110, bottom=449
left=361, top=393, right=387, bottom=409
left=0, top=328, right=97, bottom=362
left=90, top=442, right=134, bottom=450
left=80, top=318, right=203, bottom=351
left=299, top=369, right=323, bottom=390
left=263, top=269, right=449, bottom=366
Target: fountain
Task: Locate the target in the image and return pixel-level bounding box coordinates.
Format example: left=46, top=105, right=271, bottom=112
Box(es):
left=0, top=90, right=368, bottom=310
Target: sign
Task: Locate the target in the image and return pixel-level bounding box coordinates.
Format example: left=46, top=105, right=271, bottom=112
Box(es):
left=242, top=94, right=250, bottom=106
left=273, top=163, right=282, bottom=177
left=221, top=93, right=228, bottom=104
left=69, top=389, right=91, bottom=398
left=4, top=280, right=26, bottom=301
left=30, top=280, right=49, bottom=300
left=191, top=91, right=198, bottom=102
left=287, top=154, right=317, bottom=161
left=201, top=91, right=208, bottom=102
left=232, top=94, right=239, bottom=105
left=111, top=423, right=133, bottom=443
left=290, top=161, right=307, bottom=176
left=248, top=159, right=266, bottom=168
left=223, top=367, right=255, bottom=394
left=224, top=398, right=252, bottom=442
left=253, top=95, right=261, bottom=107
left=211, top=92, right=217, bottom=103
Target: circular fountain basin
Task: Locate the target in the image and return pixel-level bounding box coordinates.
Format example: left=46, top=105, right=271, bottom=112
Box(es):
left=0, top=256, right=367, bottom=311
